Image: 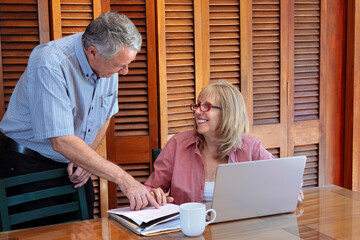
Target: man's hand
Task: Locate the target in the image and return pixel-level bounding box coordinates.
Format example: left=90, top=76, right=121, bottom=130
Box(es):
left=150, top=188, right=174, bottom=206
left=119, top=175, right=160, bottom=210
left=67, top=162, right=92, bottom=188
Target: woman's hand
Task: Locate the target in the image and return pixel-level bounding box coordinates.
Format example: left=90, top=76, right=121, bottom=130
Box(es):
left=150, top=188, right=174, bottom=206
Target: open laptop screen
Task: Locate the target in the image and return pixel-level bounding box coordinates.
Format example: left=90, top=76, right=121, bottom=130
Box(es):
left=210, top=156, right=306, bottom=223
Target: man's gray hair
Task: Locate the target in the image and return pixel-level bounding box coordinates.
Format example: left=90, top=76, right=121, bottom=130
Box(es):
left=82, top=12, right=142, bottom=60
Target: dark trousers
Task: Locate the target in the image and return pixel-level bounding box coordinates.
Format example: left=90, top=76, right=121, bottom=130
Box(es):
left=0, top=144, right=94, bottom=229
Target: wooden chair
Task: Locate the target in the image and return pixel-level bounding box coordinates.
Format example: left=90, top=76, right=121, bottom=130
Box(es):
left=0, top=168, right=88, bottom=231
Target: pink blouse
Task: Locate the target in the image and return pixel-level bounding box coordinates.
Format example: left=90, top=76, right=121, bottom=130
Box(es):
left=144, top=130, right=274, bottom=205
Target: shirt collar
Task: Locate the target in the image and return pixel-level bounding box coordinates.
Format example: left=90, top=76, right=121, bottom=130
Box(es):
left=75, top=32, right=97, bottom=82
left=184, top=130, right=199, bottom=149
left=184, top=130, right=240, bottom=162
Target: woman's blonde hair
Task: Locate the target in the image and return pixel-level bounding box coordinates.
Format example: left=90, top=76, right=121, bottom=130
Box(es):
left=195, top=80, right=249, bottom=160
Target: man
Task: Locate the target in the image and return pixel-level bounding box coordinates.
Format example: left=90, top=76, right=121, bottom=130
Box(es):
left=0, top=11, right=158, bottom=225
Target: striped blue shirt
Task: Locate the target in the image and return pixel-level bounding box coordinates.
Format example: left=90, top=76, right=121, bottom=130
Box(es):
left=0, top=33, right=119, bottom=163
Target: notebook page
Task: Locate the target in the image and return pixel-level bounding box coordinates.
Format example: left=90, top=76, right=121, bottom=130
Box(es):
left=107, top=203, right=179, bottom=224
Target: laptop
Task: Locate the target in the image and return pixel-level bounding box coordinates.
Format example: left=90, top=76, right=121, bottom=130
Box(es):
left=208, top=156, right=306, bottom=223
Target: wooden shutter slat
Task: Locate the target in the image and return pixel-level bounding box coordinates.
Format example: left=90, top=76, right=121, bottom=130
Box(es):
left=294, top=96, right=319, bottom=104
left=253, top=80, right=279, bottom=87
left=168, top=106, right=191, bottom=114
left=210, top=19, right=239, bottom=25
left=61, top=5, right=92, bottom=11
left=61, top=13, right=93, bottom=19
left=165, top=11, right=193, bottom=18
left=0, top=12, right=38, bottom=19
left=294, top=102, right=319, bottom=110
left=61, top=19, right=91, bottom=26
left=295, top=85, right=319, bottom=92
left=294, top=10, right=319, bottom=16
left=115, top=116, right=148, bottom=123
left=167, top=86, right=194, bottom=93
left=167, top=99, right=193, bottom=108
left=295, top=79, right=319, bottom=85
left=210, top=58, right=240, bottom=65
left=210, top=71, right=240, bottom=78
left=117, top=110, right=148, bottom=117
left=253, top=94, right=279, bottom=102
left=167, top=72, right=195, bottom=80
left=253, top=105, right=280, bottom=113
left=253, top=74, right=279, bottom=81
left=294, top=66, right=319, bottom=73
left=253, top=62, right=279, bottom=69
left=61, top=0, right=92, bottom=4
left=167, top=92, right=194, bottom=100
left=0, top=28, right=39, bottom=34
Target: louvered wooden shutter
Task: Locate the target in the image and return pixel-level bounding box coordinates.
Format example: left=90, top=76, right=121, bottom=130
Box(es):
left=111, top=1, right=151, bottom=138
left=294, top=144, right=318, bottom=188
left=157, top=0, right=345, bottom=189
left=252, top=0, right=280, bottom=125
left=107, top=0, right=158, bottom=209
left=0, top=0, right=49, bottom=117
left=209, top=0, right=241, bottom=87
left=250, top=0, right=320, bottom=187
left=294, top=0, right=320, bottom=121
left=290, top=0, right=321, bottom=188
left=249, top=0, right=287, bottom=160
left=158, top=0, right=197, bottom=146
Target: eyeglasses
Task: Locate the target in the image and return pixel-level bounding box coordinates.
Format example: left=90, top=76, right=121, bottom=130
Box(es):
left=190, top=103, right=221, bottom=112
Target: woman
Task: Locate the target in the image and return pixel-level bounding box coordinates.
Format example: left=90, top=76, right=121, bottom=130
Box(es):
left=145, top=81, right=275, bottom=205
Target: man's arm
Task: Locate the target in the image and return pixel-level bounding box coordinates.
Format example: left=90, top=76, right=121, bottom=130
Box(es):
left=66, top=119, right=110, bottom=187
left=50, top=133, right=159, bottom=210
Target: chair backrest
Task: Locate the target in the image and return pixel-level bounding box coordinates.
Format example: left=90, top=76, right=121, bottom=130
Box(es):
left=0, top=168, right=88, bottom=231
left=152, top=149, right=162, bottom=164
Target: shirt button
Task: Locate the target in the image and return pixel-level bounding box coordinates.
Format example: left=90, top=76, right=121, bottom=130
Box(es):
left=88, top=129, right=90, bottom=133
left=86, top=74, right=89, bottom=77
left=91, top=106, right=94, bottom=110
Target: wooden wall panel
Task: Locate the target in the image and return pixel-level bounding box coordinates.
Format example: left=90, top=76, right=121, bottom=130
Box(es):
left=320, top=0, right=345, bottom=186
left=344, top=0, right=360, bottom=192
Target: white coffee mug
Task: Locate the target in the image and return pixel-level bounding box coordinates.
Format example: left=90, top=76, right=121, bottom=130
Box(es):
left=180, top=202, right=216, bottom=237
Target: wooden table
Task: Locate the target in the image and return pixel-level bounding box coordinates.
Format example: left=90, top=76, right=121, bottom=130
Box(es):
left=1, top=185, right=359, bottom=240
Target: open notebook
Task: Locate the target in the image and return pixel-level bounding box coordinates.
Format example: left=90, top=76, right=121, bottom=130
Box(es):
left=207, top=156, right=306, bottom=223
left=108, top=203, right=180, bottom=236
